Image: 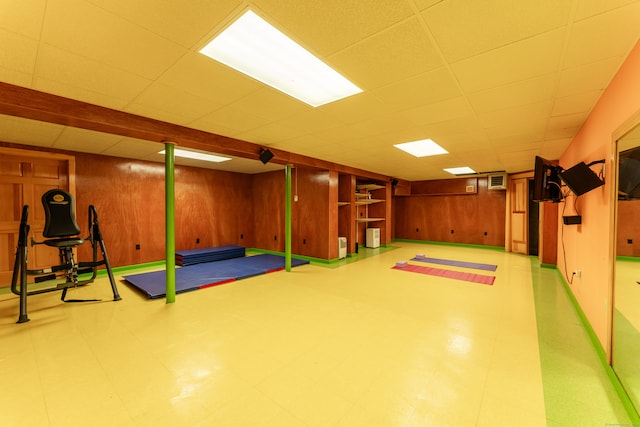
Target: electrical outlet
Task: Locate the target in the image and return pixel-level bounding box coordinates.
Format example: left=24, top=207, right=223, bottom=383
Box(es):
left=575, top=269, right=582, bottom=278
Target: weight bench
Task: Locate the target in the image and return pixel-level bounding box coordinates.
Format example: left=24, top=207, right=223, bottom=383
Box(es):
left=11, top=189, right=121, bottom=323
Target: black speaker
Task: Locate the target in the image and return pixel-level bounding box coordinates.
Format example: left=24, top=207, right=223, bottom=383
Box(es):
left=259, top=148, right=274, bottom=164
left=563, top=215, right=582, bottom=225
left=391, top=178, right=398, bottom=188
left=558, top=162, right=604, bottom=196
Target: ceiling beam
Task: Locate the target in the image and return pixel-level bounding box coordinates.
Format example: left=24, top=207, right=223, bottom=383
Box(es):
left=0, top=82, right=390, bottom=182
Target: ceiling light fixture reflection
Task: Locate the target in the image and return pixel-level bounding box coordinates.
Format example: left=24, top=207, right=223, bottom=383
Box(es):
left=199, top=9, right=362, bottom=107
left=394, top=139, right=448, bottom=157
left=159, top=148, right=231, bottom=163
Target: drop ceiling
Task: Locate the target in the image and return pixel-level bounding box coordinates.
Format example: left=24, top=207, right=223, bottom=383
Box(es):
left=0, top=0, right=639, bottom=180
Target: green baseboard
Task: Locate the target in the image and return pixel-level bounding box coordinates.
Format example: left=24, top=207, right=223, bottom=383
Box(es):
left=391, top=239, right=505, bottom=252
left=247, top=248, right=336, bottom=264
left=552, top=265, right=640, bottom=423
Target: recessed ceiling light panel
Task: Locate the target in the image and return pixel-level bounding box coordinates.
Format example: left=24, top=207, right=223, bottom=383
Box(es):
left=199, top=10, right=362, bottom=107
left=160, top=148, right=231, bottom=163
left=444, top=167, right=476, bottom=175
left=394, top=139, right=448, bottom=157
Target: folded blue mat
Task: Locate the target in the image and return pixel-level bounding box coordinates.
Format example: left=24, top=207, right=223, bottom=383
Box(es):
left=175, top=245, right=246, bottom=266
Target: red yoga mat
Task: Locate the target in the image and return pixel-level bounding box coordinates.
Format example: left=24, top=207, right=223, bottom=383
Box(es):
left=392, top=263, right=495, bottom=285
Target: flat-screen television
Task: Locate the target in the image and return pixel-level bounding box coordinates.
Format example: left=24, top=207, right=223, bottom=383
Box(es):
left=558, top=162, right=604, bottom=196
left=533, top=156, right=563, bottom=202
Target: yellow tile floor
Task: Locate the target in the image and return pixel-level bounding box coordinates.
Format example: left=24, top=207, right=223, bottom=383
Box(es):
left=0, top=242, right=631, bottom=426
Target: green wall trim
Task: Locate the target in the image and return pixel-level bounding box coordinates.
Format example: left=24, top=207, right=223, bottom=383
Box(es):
left=616, top=256, right=640, bottom=263
left=539, top=263, right=557, bottom=269
left=79, top=261, right=166, bottom=278
left=391, top=239, right=505, bottom=252
left=552, top=266, right=640, bottom=423
left=248, top=248, right=336, bottom=265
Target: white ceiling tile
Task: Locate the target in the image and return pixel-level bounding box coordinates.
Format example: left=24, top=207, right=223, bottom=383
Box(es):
left=0, top=0, right=46, bottom=39
left=547, top=112, right=589, bottom=131
left=372, top=67, right=461, bottom=110
left=254, top=0, right=414, bottom=56
left=128, top=83, right=223, bottom=124
left=467, top=74, right=557, bottom=114
left=42, top=0, right=187, bottom=80
left=349, top=111, right=418, bottom=137
left=478, top=101, right=553, bottom=129
left=413, top=0, right=446, bottom=11
left=451, top=29, right=565, bottom=93
left=424, top=0, right=573, bottom=62
left=551, top=90, right=603, bottom=116
left=158, top=52, right=263, bottom=105
left=101, top=137, right=164, bottom=159
left=34, top=44, right=151, bottom=106
left=53, top=127, right=125, bottom=154
left=557, top=57, right=625, bottom=97
left=330, top=17, right=443, bottom=90
left=0, top=115, right=64, bottom=147
left=281, top=110, right=345, bottom=136
left=319, top=92, right=391, bottom=126
left=0, top=29, right=39, bottom=76
left=540, top=138, right=572, bottom=160
left=0, top=66, right=33, bottom=87
left=189, top=105, right=272, bottom=138
left=236, top=121, right=306, bottom=145
left=86, top=0, right=244, bottom=48
left=222, top=87, right=310, bottom=123
left=564, top=2, right=640, bottom=68
left=545, top=126, right=581, bottom=140
left=574, top=0, right=639, bottom=21
left=402, top=97, right=471, bottom=126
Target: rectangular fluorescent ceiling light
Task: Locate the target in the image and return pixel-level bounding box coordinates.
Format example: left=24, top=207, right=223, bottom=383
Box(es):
left=394, top=139, right=448, bottom=157
left=199, top=9, right=362, bottom=107
left=444, top=167, right=476, bottom=175
left=160, top=148, right=231, bottom=163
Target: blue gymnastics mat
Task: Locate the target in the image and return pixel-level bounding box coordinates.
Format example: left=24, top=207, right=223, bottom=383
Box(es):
left=123, top=254, right=309, bottom=299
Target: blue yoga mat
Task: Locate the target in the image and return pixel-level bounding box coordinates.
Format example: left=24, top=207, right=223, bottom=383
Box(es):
left=410, top=256, right=497, bottom=271
left=124, top=254, right=309, bottom=298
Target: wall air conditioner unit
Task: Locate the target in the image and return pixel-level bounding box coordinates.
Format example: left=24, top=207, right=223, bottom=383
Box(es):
left=487, top=174, right=507, bottom=190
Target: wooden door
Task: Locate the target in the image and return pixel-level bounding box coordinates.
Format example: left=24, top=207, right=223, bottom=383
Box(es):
left=0, top=147, right=75, bottom=287
left=510, top=177, right=529, bottom=254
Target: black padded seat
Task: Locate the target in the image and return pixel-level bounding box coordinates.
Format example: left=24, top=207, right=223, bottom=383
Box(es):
left=44, top=237, right=85, bottom=248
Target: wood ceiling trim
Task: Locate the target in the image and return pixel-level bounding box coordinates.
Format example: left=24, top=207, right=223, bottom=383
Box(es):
left=0, top=82, right=390, bottom=182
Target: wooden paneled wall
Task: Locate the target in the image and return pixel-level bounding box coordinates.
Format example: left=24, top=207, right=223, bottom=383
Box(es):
left=393, top=177, right=506, bottom=247
left=252, top=170, right=285, bottom=253
left=291, top=168, right=334, bottom=259
left=617, top=200, right=640, bottom=257
left=73, top=153, right=255, bottom=267
left=252, top=167, right=337, bottom=259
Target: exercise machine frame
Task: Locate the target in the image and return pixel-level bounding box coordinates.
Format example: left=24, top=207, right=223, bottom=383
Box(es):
left=11, top=204, right=121, bottom=323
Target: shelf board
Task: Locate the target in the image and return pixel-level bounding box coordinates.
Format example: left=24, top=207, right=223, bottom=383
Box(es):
left=356, top=218, right=385, bottom=223
left=357, top=184, right=385, bottom=191
left=338, top=201, right=350, bottom=206
left=355, top=199, right=384, bottom=205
